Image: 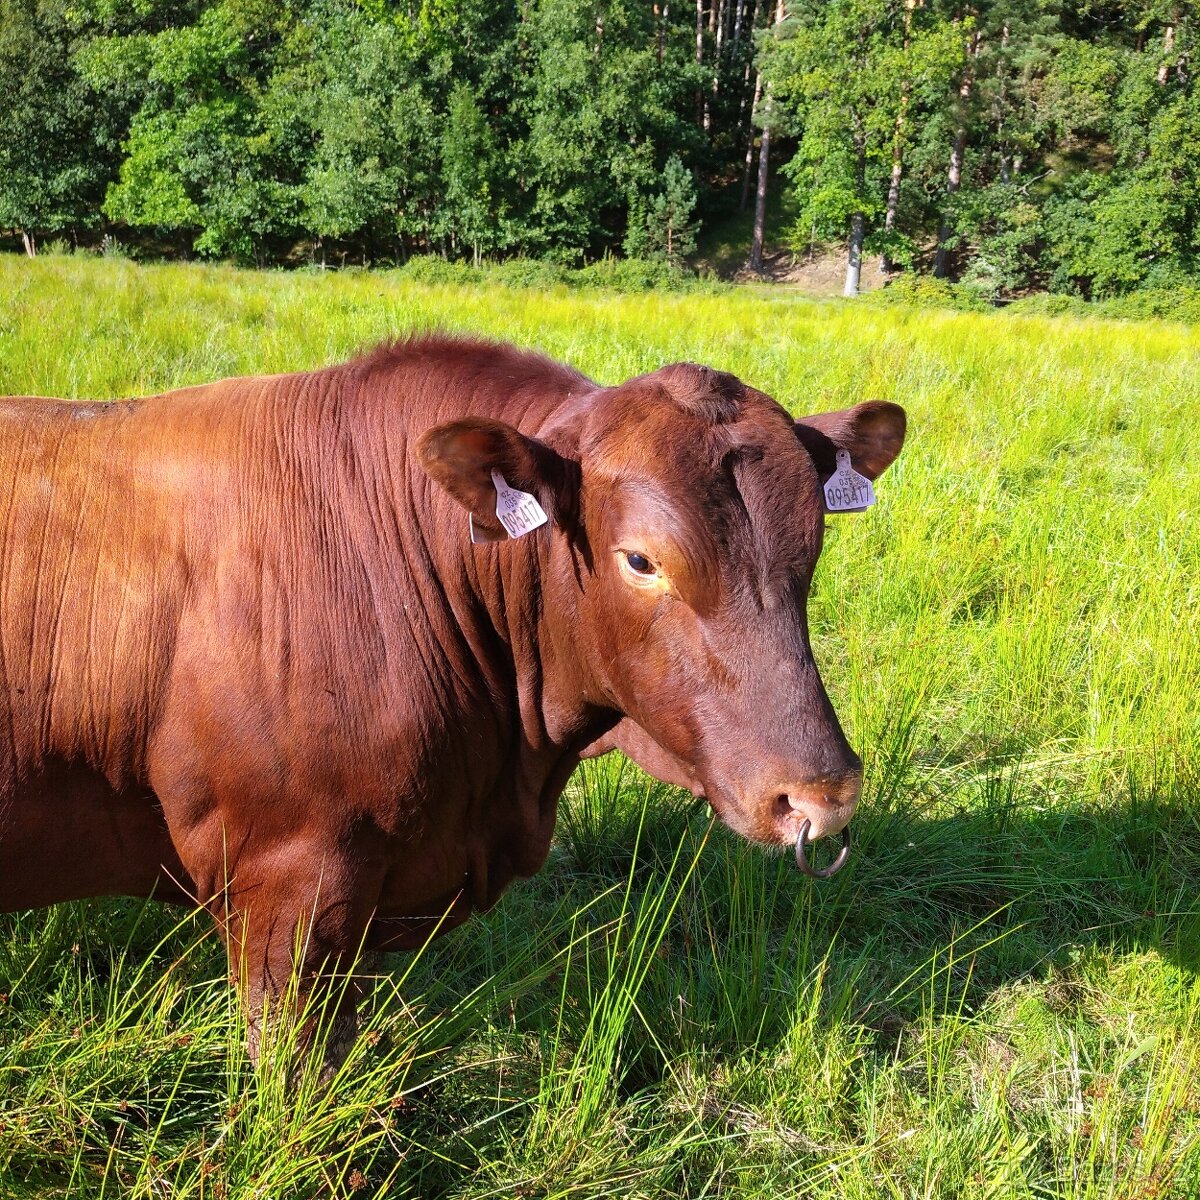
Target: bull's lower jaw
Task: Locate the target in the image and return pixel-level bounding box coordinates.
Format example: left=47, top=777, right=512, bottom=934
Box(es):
left=702, top=793, right=838, bottom=846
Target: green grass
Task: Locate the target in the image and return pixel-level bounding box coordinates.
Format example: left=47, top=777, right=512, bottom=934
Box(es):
left=1, top=253, right=1198, bottom=1199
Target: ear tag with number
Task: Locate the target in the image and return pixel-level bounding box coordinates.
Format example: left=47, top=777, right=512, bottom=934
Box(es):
left=823, top=449, right=876, bottom=514
left=470, top=470, right=549, bottom=543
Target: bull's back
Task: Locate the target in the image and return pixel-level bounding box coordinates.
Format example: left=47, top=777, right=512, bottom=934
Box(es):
left=0, top=394, right=198, bottom=906
left=0, top=395, right=192, bottom=776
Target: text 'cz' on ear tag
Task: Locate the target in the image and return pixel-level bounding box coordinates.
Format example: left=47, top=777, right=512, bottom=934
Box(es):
left=471, top=469, right=549, bottom=542
left=823, top=449, right=876, bottom=514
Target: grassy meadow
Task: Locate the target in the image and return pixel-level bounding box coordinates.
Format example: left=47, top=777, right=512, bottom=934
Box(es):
left=0, top=254, right=1198, bottom=1199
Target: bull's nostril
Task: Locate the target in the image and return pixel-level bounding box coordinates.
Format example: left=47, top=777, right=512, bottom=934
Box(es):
left=778, top=792, right=827, bottom=814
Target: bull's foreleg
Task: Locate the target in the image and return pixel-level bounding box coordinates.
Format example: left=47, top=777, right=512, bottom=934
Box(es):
left=203, top=846, right=383, bottom=1086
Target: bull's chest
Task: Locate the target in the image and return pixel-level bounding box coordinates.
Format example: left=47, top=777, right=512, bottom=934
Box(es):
left=372, top=751, right=569, bottom=939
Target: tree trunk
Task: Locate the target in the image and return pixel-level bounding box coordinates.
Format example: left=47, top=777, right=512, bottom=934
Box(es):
left=844, top=212, right=865, bottom=296
left=880, top=152, right=904, bottom=272
left=697, top=0, right=709, bottom=129
left=749, top=83, right=773, bottom=272
left=713, top=0, right=727, bottom=97
left=933, top=126, right=967, bottom=277
left=1159, top=22, right=1176, bottom=84
left=740, top=68, right=763, bottom=211
left=996, top=22, right=1012, bottom=185
left=736, top=0, right=762, bottom=137
left=21, top=230, right=36, bottom=258
left=743, top=0, right=781, bottom=224
left=879, top=0, right=916, bottom=274
left=882, top=81, right=905, bottom=229
left=934, top=29, right=979, bottom=279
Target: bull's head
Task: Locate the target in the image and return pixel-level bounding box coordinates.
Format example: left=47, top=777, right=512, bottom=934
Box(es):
left=418, top=362, right=905, bottom=876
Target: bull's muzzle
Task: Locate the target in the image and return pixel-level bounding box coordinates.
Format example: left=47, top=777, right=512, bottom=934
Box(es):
left=794, top=817, right=852, bottom=880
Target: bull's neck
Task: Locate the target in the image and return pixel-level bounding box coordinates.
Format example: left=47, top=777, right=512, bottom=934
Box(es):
left=371, top=360, right=608, bottom=762
left=450, top=402, right=603, bottom=758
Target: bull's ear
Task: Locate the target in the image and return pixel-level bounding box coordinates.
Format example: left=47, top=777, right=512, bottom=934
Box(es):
left=417, top=417, right=576, bottom=541
left=794, top=401, right=906, bottom=481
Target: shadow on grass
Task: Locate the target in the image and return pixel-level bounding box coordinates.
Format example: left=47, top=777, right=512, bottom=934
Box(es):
left=376, top=753, right=1199, bottom=1194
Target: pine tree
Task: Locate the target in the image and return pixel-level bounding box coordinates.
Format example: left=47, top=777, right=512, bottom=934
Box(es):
left=625, top=154, right=700, bottom=265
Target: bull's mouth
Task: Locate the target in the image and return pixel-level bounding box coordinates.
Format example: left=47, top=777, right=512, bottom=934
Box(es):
left=794, top=818, right=852, bottom=880
left=702, top=793, right=853, bottom=880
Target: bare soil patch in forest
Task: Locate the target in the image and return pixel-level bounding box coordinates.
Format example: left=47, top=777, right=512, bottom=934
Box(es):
left=732, top=247, right=890, bottom=292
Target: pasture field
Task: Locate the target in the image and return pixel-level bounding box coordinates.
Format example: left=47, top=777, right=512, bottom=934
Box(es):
left=0, top=254, right=1198, bottom=1199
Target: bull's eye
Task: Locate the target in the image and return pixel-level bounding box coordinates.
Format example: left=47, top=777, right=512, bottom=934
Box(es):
left=616, top=548, right=664, bottom=589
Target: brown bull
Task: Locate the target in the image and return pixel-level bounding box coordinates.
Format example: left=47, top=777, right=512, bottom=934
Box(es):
left=0, top=335, right=904, bottom=1069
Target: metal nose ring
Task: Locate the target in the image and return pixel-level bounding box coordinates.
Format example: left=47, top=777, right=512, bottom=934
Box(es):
left=794, top=818, right=852, bottom=880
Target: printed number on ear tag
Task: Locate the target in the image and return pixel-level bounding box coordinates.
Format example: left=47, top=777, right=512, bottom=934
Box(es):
left=491, top=470, right=549, bottom=538
left=823, top=450, right=876, bottom=514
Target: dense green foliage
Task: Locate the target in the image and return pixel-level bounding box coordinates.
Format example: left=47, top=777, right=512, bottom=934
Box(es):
left=1, top=257, right=1199, bottom=1197
left=3, top=0, right=1198, bottom=297
left=768, top=0, right=1200, bottom=296
left=1, top=0, right=729, bottom=264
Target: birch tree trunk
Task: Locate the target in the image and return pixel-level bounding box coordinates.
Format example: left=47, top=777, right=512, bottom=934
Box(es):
left=844, top=212, right=864, bottom=296
left=844, top=120, right=867, bottom=296
left=736, top=0, right=762, bottom=147
left=880, top=151, right=904, bottom=272
left=21, top=231, right=36, bottom=258
left=1158, top=21, right=1176, bottom=84
left=748, top=101, right=772, bottom=271
left=747, top=0, right=784, bottom=266
left=933, top=124, right=968, bottom=277
left=713, top=0, right=727, bottom=99
left=997, top=22, right=1012, bottom=183
left=740, top=68, right=763, bottom=211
